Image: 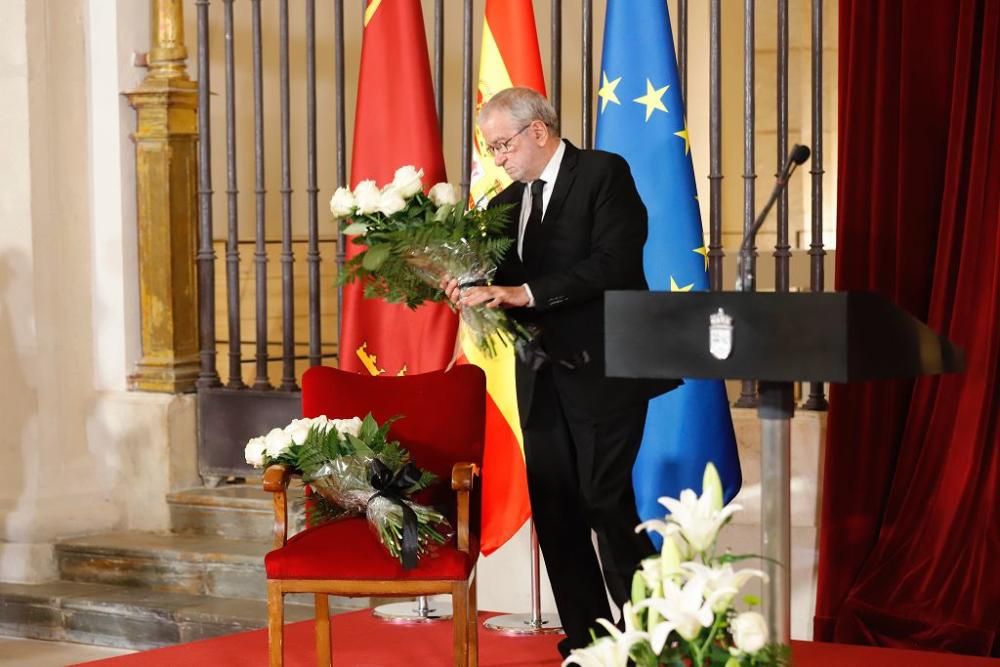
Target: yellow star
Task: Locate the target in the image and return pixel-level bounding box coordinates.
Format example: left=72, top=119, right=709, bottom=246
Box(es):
left=670, top=275, right=694, bottom=292
left=598, top=71, right=622, bottom=113
left=633, top=79, right=669, bottom=122
left=674, top=124, right=691, bottom=155
left=693, top=246, right=709, bottom=272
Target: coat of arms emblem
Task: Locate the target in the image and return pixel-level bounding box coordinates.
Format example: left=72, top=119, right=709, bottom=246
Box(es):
left=709, top=308, right=733, bottom=360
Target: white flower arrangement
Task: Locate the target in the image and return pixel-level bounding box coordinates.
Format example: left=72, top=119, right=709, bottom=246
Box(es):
left=563, top=463, right=789, bottom=667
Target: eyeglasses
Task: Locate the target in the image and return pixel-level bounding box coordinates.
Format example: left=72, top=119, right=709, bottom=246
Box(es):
left=485, top=124, right=531, bottom=157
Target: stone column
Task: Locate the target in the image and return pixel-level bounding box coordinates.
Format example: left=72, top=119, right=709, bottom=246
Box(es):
left=125, top=0, right=200, bottom=392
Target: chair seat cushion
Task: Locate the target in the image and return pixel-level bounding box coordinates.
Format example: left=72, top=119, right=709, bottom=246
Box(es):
left=265, top=518, right=479, bottom=581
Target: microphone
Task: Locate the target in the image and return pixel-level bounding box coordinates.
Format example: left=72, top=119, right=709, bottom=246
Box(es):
left=735, top=144, right=811, bottom=291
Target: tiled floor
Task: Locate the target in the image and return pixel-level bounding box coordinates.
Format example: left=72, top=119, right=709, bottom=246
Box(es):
left=0, top=636, right=134, bottom=666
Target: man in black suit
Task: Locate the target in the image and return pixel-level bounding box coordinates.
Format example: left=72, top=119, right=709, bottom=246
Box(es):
left=446, top=86, right=679, bottom=656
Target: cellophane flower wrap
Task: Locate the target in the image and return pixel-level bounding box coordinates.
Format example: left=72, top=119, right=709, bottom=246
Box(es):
left=561, top=464, right=790, bottom=667
left=331, top=165, right=530, bottom=356
left=245, top=413, right=453, bottom=570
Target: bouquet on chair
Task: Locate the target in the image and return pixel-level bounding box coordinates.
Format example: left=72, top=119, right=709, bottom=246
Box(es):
left=330, top=165, right=531, bottom=357
left=562, top=464, right=790, bottom=667
left=245, top=414, right=453, bottom=570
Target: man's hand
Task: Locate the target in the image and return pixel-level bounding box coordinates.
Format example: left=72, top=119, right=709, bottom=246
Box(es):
left=460, top=285, right=530, bottom=309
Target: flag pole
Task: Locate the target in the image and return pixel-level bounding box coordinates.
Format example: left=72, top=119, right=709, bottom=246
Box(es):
left=483, top=521, right=562, bottom=634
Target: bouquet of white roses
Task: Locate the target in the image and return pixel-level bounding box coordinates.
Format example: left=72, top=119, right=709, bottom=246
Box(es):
left=330, top=165, right=530, bottom=356
left=246, top=413, right=453, bottom=570
left=562, top=464, right=790, bottom=667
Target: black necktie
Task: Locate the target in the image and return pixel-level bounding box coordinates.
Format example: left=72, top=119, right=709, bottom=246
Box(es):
left=521, top=179, right=546, bottom=261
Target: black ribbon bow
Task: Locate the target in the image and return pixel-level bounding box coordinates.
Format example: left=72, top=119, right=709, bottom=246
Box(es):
left=368, top=459, right=422, bottom=570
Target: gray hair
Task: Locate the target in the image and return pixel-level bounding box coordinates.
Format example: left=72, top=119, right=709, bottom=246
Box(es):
left=478, top=87, right=561, bottom=136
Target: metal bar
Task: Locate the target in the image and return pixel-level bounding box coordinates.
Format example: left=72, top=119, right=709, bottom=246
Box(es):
left=678, top=0, right=688, bottom=103
left=251, top=0, right=271, bottom=390
left=195, top=0, right=220, bottom=389
left=736, top=0, right=758, bottom=409
left=434, top=0, right=444, bottom=133
left=581, top=0, right=593, bottom=148
left=279, top=0, right=298, bottom=390
left=551, top=0, right=561, bottom=122
left=707, top=0, right=723, bottom=291
left=334, top=0, right=346, bottom=349
left=759, top=381, right=793, bottom=646
left=460, top=0, right=473, bottom=204
left=222, top=0, right=244, bottom=389
left=775, top=0, right=791, bottom=292
left=306, top=0, right=321, bottom=368
left=803, top=0, right=828, bottom=410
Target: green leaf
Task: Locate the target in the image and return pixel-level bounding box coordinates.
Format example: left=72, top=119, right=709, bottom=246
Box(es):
left=361, top=244, right=391, bottom=271
left=342, top=221, right=369, bottom=235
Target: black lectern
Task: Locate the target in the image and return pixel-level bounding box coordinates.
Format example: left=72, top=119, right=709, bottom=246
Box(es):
left=605, top=290, right=964, bottom=643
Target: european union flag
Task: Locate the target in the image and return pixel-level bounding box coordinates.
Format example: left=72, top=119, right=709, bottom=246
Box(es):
left=596, top=0, right=742, bottom=537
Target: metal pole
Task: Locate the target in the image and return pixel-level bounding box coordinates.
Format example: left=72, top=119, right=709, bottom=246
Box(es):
left=802, top=0, right=828, bottom=411
left=222, top=0, right=245, bottom=389
left=758, top=381, right=792, bottom=646
left=483, top=523, right=562, bottom=634
left=195, top=0, right=220, bottom=389
left=708, top=0, right=723, bottom=291
left=735, top=0, right=758, bottom=408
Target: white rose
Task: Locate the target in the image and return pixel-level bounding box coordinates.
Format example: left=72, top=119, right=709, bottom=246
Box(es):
left=353, top=180, right=381, bottom=214
left=284, top=417, right=313, bottom=446
left=731, top=611, right=768, bottom=654
left=328, top=187, right=356, bottom=218
left=264, top=427, right=292, bottom=457
left=390, top=165, right=424, bottom=198
left=376, top=187, right=407, bottom=216
left=244, top=436, right=267, bottom=467
left=311, top=415, right=330, bottom=433
left=427, top=182, right=459, bottom=207
left=333, top=416, right=363, bottom=438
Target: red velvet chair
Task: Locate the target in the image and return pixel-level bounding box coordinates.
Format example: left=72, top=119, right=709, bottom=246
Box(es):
left=263, top=365, right=486, bottom=667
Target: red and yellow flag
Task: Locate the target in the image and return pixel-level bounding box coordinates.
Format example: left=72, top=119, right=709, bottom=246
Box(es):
left=341, top=0, right=458, bottom=377
left=466, top=0, right=546, bottom=555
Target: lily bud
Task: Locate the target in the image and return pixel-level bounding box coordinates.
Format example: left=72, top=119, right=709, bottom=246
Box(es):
left=703, top=461, right=724, bottom=512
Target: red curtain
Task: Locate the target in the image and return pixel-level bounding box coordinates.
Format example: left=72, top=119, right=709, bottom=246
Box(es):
left=814, top=0, right=1000, bottom=656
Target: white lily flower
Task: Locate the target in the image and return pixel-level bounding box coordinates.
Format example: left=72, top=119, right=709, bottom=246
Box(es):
left=389, top=165, right=424, bottom=198
left=636, top=572, right=721, bottom=646
left=244, top=436, right=267, bottom=467
left=328, top=186, right=355, bottom=218
left=657, top=488, right=742, bottom=556
left=682, top=562, right=767, bottom=613
left=561, top=636, right=633, bottom=667
left=731, top=611, right=768, bottom=653
left=353, top=179, right=381, bottom=214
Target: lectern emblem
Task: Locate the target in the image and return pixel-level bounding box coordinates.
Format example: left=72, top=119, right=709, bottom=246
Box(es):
left=709, top=308, right=733, bottom=360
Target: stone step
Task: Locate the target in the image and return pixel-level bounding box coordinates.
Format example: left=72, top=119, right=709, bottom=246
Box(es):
left=0, top=580, right=320, bottom=651
left=167, top=482, right=306, bottom=541
left=56, top=531, right=271, bottom=601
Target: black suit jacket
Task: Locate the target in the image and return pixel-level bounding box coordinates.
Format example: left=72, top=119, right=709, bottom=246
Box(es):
left=491, top=141, right=680, bottom=425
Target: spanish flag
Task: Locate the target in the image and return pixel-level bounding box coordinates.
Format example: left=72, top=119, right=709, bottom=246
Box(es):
left=465, top=0, right=546, bottom=555
left=341, top=0, right=458, bottom=377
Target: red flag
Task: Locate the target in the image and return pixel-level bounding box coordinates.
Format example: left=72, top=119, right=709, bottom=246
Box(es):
left=341, top=0, right=457, bottom=376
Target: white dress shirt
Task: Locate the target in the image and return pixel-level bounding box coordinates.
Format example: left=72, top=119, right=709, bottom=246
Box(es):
left=518, top=140, right=566, bottom=307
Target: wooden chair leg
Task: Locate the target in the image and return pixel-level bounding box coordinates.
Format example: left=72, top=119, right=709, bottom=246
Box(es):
left=268, top=581, right=285, bottom=667
left=315, top=593, right=331, bottom=667
left=467, top=572, right=478, bottom=667
left=452, top=582, right=469, bottom=667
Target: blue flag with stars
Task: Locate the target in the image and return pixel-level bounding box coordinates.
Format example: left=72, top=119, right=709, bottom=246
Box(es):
left=596, top=0, right=742, bottom=537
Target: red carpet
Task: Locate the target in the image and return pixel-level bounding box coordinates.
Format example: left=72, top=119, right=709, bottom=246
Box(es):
left=73, top=609, right=999, bottom=667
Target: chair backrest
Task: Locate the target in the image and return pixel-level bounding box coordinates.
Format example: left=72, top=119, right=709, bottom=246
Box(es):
left=301, top=365, right=487, bottom=490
